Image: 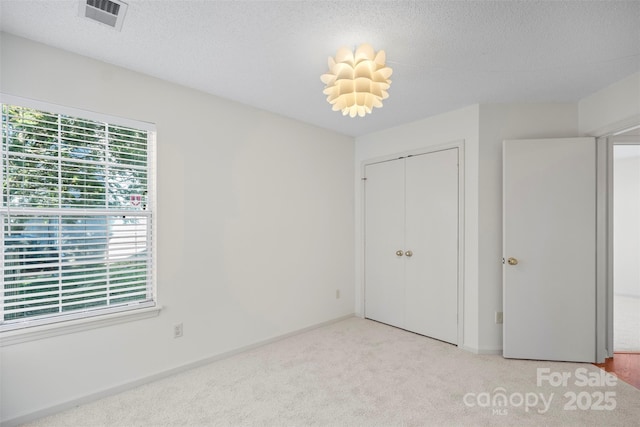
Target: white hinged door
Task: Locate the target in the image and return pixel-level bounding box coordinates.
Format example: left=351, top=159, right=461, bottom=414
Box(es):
left=503, top=137, right=596, bottom=362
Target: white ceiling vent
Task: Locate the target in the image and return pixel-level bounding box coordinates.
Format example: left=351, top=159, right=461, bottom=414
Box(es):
left=79, top=0, right=128, bottom=31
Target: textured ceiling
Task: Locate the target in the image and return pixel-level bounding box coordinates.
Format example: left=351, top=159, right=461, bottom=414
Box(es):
left=1, top=0, right=639, bottom=137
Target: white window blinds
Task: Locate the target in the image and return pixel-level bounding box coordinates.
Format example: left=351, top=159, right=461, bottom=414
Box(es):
left=1, top=100, right=155, bottom=330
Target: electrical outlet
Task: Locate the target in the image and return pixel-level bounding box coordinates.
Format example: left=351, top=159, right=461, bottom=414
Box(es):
left=336, top=289, right=340, bottom=299
left=174, top=323, right=183, bottom=338
left=495, top=311, right=503, bottom=324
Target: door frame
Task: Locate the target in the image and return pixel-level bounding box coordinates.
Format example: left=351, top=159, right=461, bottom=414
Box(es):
left=360, top=140, right=465, bottom=346
left=597, top=134, right=640, bottom=361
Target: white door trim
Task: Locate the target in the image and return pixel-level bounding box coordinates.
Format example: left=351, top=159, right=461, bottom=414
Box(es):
left=596, top=136, right=609, bottom=363
left=597, top=135, right=640, bottom=362
left=359, top=140, right=465, bottom=347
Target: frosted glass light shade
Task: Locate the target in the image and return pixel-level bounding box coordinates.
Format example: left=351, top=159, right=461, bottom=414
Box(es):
left=320, top=43, right=392, bottom=118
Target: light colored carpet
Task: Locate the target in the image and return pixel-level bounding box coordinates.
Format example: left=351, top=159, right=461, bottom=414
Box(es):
left=614, top=294, right=640, bottom=352
left=23, top=317, right=640, bottom=426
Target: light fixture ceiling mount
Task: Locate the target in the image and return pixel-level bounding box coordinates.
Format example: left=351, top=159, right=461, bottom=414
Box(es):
left=320, top=43, right=392, bottom=118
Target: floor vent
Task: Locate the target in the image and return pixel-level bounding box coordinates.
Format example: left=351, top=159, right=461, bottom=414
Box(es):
left=79, top=0, right=128, bottom=31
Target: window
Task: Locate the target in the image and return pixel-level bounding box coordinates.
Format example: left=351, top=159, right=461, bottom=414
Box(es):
left=1, top=96, right=156, bottom=332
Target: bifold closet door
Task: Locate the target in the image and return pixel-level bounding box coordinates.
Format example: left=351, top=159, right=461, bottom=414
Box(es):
left=364, top=148, right=459, bottom=344
left=364, top=159, right=405, bottom=329
left=404, top=149, right=458, bottom=344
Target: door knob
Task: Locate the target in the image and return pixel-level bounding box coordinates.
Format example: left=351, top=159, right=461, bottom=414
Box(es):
left=507, top=257, right=518, bottom=265
left=405, top=250, right=413, bottom=257
left=396, top=250, right=404, bottom=256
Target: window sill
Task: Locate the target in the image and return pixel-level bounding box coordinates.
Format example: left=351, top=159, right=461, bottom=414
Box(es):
left=0, top=305, right=162, bottom=347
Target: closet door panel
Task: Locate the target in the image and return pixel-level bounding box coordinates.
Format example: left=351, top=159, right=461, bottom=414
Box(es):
left=404, top=149, right=458, bottom=343
left=364, top=160, right=405, bottom=328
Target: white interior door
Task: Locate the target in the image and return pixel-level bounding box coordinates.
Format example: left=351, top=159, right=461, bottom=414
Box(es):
left=503, top=138, right=596, bottom=362
left=364, top=159, right=405, bottom=328
left=405, top=149, right=458, bottom=344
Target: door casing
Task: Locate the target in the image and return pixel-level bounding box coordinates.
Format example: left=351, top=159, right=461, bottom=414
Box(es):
left=597, top=135, right=640, bottom=361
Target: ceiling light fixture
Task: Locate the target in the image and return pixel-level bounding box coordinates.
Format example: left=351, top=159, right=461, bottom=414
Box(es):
left=320, top=43, right=392, bottom=118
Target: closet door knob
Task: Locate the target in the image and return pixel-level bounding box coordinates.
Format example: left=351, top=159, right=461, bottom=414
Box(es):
left=395, top=250, right=404, bottom=256
left=405, top=250, right=413, bottom=257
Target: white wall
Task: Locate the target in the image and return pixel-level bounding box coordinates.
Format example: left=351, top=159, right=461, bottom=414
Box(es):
left=613, top=149, right=640, bottom=297
left=355, top=105, right=481, bottom=351
left=0, top=33, right=355, bottom=423
left=478, top=104, right=579, bottom=352
left=579, top=72, right=640, bottom=136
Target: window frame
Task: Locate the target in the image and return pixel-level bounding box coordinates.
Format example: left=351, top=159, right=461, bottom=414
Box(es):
left=0, top=94, right=159, bottom=343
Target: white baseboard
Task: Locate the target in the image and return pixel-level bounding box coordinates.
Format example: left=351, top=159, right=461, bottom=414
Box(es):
left=1, top=313, right=355, bottom=427
left=459, top=344, right=503, bottom=356
left=477, top=348, right=504, bottom=355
